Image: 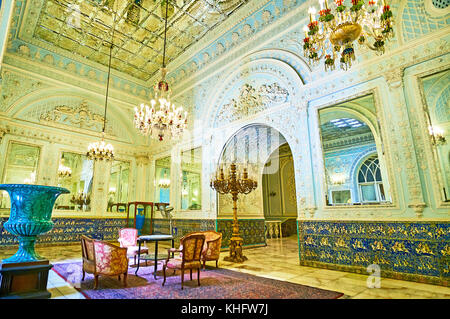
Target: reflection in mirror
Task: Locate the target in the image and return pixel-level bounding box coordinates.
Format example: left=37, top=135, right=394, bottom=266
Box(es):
left=421, top=70, right=449, bottom=202
left=181, top=147, right=202, bottom=210
left=155, top=156, right=171, bottom=204
left=108, top=160, right=130, bottom=211
left=1, top=142, right=40, bottom=208
left=319, top=95, right=391, bottom=205
left=55, top=152, right=93, bottom=211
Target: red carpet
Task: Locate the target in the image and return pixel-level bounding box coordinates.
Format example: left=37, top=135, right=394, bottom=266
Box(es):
left=52, top=262, right=344, bottom=299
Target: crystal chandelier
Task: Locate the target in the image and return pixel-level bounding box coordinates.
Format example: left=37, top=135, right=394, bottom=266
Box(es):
left=303, top=0, right=394, bottom=71
left=158, top=173, right=171, bottom=188
left=330, top=172, right=347, bottom=185
left=429, top=125, right=446, bottom=146
left=134, top=2, right=187, bottom=141
left=87, top=9, right=115, bottom=161
left=58, top=163, right=72, bottom=178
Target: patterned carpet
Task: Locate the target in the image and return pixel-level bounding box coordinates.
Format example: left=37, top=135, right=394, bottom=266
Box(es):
left=52, top=262, right=344, bottom=299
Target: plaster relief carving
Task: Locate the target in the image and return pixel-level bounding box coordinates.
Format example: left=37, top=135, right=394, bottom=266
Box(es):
left=39, top=100, right=114, bottom=135
left=216, top=82, right=289, bottom=126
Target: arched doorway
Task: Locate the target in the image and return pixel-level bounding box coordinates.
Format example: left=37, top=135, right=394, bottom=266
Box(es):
left=262, top=143, right=298, bottom=241
left=215, top=123, right=300, bottom=257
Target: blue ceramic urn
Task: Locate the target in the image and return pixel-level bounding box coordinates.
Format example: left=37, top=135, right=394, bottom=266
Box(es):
left=0, top=184, right=69, bottom=263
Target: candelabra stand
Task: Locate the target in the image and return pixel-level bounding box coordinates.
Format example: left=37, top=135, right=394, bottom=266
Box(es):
left=210, top=163, right=257, bottom=263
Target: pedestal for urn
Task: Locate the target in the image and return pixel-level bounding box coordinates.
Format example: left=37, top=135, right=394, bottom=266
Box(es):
left=0, top=184, right=69, bottom=299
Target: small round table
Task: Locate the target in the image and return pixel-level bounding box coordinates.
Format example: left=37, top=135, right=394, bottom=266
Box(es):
left=135, top=234, right=174, bottom=279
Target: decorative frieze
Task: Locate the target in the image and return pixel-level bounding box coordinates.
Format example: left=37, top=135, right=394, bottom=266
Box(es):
left=215, top=82, right=289, bottom=126
left=39, top=100, right=114, bottom=135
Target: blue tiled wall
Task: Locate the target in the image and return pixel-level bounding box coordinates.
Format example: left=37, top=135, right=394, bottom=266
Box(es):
left=298, top=220, right=450, bottom=286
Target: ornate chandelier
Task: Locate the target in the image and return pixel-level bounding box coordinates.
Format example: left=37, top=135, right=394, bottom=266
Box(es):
left=303, top=0, right=394, bottom=71
left=134, top=2, right=187, bottom=141
left=58, top=163, right=72, bottom=178
left=330, top=172, right=347, bottom=185
left=429, top=125, right=446, bottom=146
left=158, top=173, right=171, bottom=188
left=87, top=9, right=115, bottom=161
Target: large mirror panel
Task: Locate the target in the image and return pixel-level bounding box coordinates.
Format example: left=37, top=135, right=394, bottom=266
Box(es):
left=108, top=160, right=130, bottom=211
left=1, top=142, right=41, bottom=208
left=154, top=156, right=171, bottom=204
left=55, top=152, right=93, bottom=211
left=319, top=95, right=391, bottom=206
left=421, top=70, right=450, bottom=202
left=181, top=147, right=202, bottom=210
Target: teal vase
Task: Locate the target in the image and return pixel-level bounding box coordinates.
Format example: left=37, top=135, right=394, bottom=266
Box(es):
left=136, top=208, right=145, bottom=235
left=0, top=184, right=69, bottom=263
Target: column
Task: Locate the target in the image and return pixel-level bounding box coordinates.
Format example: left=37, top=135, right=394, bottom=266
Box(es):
left=384, top=68, right=426, bottom=217
left=135, top=155, right=150, bottom=201
left=91, top=160, right=112, bottom=215
left=170, top=145, right=181, bottom=211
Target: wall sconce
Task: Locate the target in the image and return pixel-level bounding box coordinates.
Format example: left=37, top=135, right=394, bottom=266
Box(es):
left=429, top=126, right=446, bottom=146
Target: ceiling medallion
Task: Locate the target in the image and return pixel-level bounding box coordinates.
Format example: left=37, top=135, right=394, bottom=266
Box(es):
left=134, top=2, right=187, bottom=141
left=302, top=0, right=394, bottom=71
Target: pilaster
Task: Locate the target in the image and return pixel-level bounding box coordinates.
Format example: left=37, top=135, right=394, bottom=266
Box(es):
left=384, top=67, right=426, bottom=217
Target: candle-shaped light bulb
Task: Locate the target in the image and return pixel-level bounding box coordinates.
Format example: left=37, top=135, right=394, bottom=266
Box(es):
left=308, top=7, right=316, bottom=22
left=303, top=25, right=309, bottom=37
left=318, top=0, right=324, bottom=10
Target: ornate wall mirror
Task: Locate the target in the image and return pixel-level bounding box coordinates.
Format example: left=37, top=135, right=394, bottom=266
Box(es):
left=108, top=160, right=130, bottom=209
left=420, top=69, right=449, bottom=202
left=1, top=142, right=41, bottom=208
left=55, top=152, right=93, bottom=211
left=318, top=95, right=392, bottom=206
left=155, top=156, right=171, bottom=204
left=181, top=147, right=202, bottom=210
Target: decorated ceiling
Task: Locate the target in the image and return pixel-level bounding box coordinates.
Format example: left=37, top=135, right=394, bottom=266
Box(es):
left=31, top=0, right=247, bottom=81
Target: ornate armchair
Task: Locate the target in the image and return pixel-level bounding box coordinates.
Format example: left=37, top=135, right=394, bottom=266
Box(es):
left=81, top=235, right=129, bottom=289
left=177, top=231, right=222, bottom=269
left=198, top=231, right=222, bottom=269
left=118, top=228, right=148, bottom=265
left=162, top=234, right=205, bottom=290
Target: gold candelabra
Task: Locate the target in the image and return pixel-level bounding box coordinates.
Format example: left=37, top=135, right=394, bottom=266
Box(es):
left=210, top=163, right=257, bottom=263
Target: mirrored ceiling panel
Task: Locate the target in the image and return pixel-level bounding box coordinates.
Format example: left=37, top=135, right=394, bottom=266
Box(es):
left=34, top=0, right=248, bottom=81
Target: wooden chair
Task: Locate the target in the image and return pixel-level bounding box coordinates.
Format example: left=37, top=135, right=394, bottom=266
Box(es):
left=161, top=234, right=205, bottom=290
left=174, top=231, right=223, bottom=269
left=81, top=235, right=129, bottom=289
left=198, top=231, right=222, bottom=269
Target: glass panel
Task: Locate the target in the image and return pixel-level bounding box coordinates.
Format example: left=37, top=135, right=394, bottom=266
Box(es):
left=1, top=142, right=40, bottom=208
left=155, top=156, right=171, bottom=203
left=55, top=152, right=93, bottom=211
left=181, top=147, right=202, bottom=210
left=361, top=184, right=377, bottom=202
left=319, top=94, right=391, bottom=205
left=421, top=70, right=450, bottom=202
left=108, top=160, right=130, bottom=211
left=331, top=190, right=351, bottom=204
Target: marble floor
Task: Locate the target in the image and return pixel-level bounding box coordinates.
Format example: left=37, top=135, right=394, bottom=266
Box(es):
left=1, top=236, right=449, bottom=299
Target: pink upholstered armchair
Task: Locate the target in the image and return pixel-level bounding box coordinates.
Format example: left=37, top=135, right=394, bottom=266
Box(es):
left=118, top=228, right=148, bottom=265
left=81, top=235, right=129, bottom=289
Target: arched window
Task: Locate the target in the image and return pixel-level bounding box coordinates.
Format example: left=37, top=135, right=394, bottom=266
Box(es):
left=357, top=155, right=386, bottom=203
